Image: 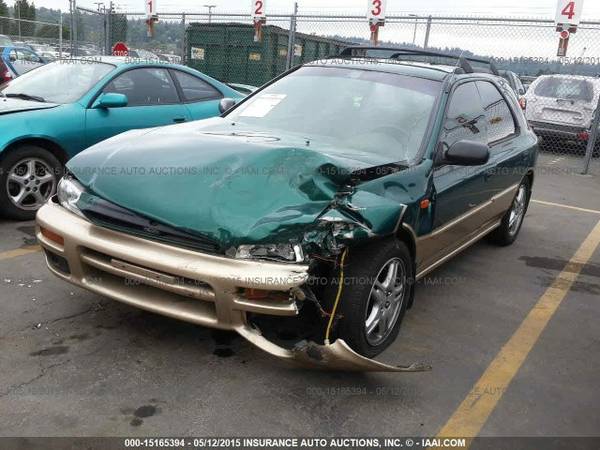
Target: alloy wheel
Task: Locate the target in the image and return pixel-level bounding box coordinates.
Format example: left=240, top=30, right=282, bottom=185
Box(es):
left=508, top=184, right=527, bottom=236
left=6, top=158, right=57, bottom=211
left=364, top=257, right=407, bottom=346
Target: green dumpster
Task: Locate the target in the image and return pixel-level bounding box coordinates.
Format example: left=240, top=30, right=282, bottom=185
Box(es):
left=185, top=22, right=351, bottom=87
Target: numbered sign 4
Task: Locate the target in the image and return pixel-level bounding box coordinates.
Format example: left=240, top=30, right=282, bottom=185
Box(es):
left=368, top=0, right=387, bottom=24
left=252, top=0, right=266, bottom=21
left=555, top=0, right=584, bottom=27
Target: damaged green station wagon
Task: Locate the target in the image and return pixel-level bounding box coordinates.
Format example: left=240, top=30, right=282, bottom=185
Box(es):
left=36, top=48, right=537, bottom=371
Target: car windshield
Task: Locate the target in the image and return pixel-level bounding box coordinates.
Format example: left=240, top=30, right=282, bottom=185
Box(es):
left=227, top=66, right=441, bottom=162
left=534, top=77, right=595, bottom=103
left=1, top=61, right=115, bottom=104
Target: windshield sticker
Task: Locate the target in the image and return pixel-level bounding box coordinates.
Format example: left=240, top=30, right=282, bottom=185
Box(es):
left=239, top=94, right=286, bottom=118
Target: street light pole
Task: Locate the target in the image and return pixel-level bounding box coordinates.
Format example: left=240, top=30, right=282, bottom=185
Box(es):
left=203, top=4, right=216, bottom=24
left=409, top=14, right=418, bottom=45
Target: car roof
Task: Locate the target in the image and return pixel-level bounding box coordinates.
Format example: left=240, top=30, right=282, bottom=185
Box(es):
left=306, top=58, right=497, bottom=82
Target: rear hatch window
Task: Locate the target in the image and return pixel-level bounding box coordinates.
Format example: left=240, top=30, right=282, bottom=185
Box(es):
left=534, top=77, right=594, bottom=103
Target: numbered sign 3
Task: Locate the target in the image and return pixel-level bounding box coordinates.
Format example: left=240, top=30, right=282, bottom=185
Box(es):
left=555, top=0, right=585, bottom=27
left=252, top=0, right=266, bottom=21
left=368, top=0, right=387, bottom=24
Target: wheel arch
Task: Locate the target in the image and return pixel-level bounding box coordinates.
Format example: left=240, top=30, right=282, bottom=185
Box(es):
left=526, top=169, right=534, bottom=189
left=1, top=138, right=69, bottom=166
left=395, top=225, right=418, bottom=309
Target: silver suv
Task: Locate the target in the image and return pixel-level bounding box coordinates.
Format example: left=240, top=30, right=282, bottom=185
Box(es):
left=525, top=74, right=600, bottom=149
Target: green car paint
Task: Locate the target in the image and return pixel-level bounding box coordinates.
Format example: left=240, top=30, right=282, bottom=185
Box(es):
left=65, top=60, right=538, bottom=260
left=0, top=58, right=243, bottom=161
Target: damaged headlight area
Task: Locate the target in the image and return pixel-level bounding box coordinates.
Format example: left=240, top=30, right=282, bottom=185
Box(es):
left=235, top=243, right=304, bottom=263
left=56, top=175, right=86, bottom=218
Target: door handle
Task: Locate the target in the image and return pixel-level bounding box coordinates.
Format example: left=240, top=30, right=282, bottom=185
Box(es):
left=173, top=117, right=186, bottom=123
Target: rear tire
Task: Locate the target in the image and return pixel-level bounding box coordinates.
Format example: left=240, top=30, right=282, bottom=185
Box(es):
left=0, top=146, right=62, bottom=221
left=489, top=177, right=531, bottom=247
left=327, top=239, right=413, bottom=358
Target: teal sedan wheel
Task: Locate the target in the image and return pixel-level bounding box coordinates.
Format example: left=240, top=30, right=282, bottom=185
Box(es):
left=0, top=146, right=61, bottom=220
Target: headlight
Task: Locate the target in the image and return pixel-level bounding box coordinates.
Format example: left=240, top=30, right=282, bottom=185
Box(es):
left=57, top=176, right=85, bottom=218
left=235, top=243, right=304, bottom=263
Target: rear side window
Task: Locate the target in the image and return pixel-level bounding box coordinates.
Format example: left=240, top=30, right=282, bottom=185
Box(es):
left=443, top=81, right=488, bottom=147
left=172, top=70, right=222, bottom=102
left=534, top=77, right=594, bottom=102
left=476, top=81, right=516, bottom=144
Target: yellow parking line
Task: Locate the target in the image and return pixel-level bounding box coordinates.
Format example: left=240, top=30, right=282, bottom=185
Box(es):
left=0, top=245, right=41, bottom=261
left=435, top=219, right=600, bottom=446
left=532, top=199, right=600, bottom=215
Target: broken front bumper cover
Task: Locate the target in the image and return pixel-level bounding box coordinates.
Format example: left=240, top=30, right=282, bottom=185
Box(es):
left=36, top=201, right=430, bottom=373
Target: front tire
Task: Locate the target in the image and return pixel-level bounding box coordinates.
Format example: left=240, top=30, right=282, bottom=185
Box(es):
left=489, top=177, right=531, bottom=246
left=0, top=146, right=62, bottom=221
left=330, top=239, right=413, bottom=358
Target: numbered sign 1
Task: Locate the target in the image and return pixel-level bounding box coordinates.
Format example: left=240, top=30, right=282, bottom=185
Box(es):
left=367, top=0, right=387, bottom=24
left=555, top=0, right=584, bottom=27
left=145, top=0, right=156, bottom=18
left=252, top=0, right=266, bottom=21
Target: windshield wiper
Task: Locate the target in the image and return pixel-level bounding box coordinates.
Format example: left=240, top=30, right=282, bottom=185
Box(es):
left=5, top=93, right=46, bottom=102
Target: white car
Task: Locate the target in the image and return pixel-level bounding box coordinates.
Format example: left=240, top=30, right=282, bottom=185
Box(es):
left=525, top=74, right=600, bottom=148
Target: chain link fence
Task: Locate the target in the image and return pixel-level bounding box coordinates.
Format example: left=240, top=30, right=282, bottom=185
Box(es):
left=10, top=9, right=600, bottom=175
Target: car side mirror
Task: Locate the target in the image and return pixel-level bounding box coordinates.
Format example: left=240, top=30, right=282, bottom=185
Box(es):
left=9, top=54, right=16, bottom=62
left=442, top=140, right=490, bottom=166
left=95, top=92, right=128, bottom=109
left=518, top=88, right=526, bottom=95
left=219, top=97, right=237, bottom=114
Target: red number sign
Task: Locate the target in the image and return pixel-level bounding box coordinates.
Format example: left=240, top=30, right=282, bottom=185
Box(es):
left=367, top=0, right=386, bottom=23
left=252, top=0, right=266, bottom=20
left=555, top=0, right=584, bottom=26
left=371, top=0, right=382, bottom=16
left=561, top=1, right=575, bottom=20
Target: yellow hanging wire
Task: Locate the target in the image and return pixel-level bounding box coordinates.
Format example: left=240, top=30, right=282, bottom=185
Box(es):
left=324, top=248, right=348, bottom=345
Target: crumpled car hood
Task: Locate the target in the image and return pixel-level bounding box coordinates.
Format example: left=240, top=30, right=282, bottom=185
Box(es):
left=0, top=97, right=59, bottom=115
left=68, top=119, right=402, bottom=248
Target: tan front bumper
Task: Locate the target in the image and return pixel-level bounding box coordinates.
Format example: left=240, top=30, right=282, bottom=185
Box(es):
left=36, top=202, right=430, bottom=373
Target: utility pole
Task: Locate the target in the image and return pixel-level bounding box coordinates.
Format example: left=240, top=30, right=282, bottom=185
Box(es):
left=59, top=10, right=63, bottom=58
left=203, top=4, right=216, bottom=24
left=69, top=0, right=74, bottom=54
left=16, top=0, right=21, bottom=39
left=286, top=2, right=298, bottom=71
left=106, top=1, right=113, bottom=55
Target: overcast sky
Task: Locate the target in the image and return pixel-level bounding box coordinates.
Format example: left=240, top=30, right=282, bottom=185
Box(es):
left=22, top=0, right=600, bottom=18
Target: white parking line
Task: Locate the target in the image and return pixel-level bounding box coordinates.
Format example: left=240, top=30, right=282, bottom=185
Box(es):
left=532, top=199, right=600, bottom=215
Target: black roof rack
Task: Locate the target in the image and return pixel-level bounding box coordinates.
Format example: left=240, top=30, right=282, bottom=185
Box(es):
left=338, top=46, right=499, bottom=76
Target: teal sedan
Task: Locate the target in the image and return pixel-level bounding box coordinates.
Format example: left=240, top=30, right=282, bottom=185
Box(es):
left=0, top=57, right=242, bottom=219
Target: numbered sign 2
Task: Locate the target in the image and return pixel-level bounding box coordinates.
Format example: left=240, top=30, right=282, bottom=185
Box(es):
left=367, top=0, right=387, bottom=24
left=555, top=0, right=585, bottom=27
left=252, top=0, right=266, bottom=21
